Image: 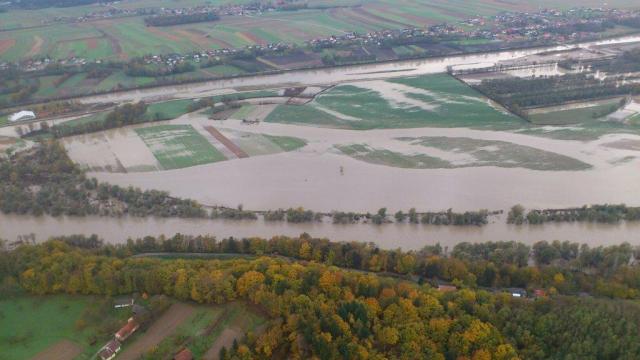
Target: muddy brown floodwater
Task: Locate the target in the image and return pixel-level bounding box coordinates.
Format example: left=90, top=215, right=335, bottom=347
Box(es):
left=2, top=213, right=640, bottom=251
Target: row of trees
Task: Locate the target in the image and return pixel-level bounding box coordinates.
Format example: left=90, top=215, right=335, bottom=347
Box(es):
left=475, top=73, right=640, bottom=111
left=48, top=102, right=149, bottom=137
left=144, top=12, right=220, bottom=27
left=507, top=204, right=640, bottom=225
left=48, top=232, right=640, bottom=300
left=4, top=239, right=640, bottom=359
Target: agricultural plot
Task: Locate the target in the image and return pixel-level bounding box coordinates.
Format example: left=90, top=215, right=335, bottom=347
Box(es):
left=137, top=302, right=267, bottom=359
left=527, top=99, right=624, bottom=125
left=118, top=303, right=195, bottom=360
left=0, top=295, right=129, bottom=360
left=135, top=124, right=226, bottom=170
left=266, top=74, right=520, bottom=130
left=338, top=136, right=592, bottom=171
left=218, top=128, right=307, bottom=156
left=1, top=0, right=620, bottom=61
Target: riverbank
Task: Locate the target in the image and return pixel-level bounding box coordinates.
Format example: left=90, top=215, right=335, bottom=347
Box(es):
left=3, top=213, right=640, bottom=250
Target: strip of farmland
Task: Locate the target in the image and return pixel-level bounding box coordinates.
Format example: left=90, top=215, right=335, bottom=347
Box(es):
left=204, top=126, right=249, bottom=159
left=117, top=303, right=195, bottom=360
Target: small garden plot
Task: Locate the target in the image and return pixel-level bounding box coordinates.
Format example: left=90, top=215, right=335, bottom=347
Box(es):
left=266, top=74, right=520, bottom=130
left=136, top=125, right=226, bottom=170
left=338, top=137, right=592, bottom=171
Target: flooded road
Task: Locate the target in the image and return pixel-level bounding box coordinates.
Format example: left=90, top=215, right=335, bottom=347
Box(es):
left=2, top=213, right=639, bottom=250
left=77, top=35, right=640, bottom=105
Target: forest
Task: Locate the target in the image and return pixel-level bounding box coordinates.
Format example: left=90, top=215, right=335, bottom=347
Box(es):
left=34, top=233, right=640, bottom=301
left=2, top=238, right=640, bottom=359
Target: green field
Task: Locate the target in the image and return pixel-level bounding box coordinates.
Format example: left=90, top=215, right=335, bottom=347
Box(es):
left=145, top=99, right=195, bottom=120
left=264, top=135, right=307, bottom=152
left=338, top=136, right=592, bottom=171
left=266, top=74, right=521, bottom=130
left=527, top=100, right=623, bottom=125
left=0, top=295, right=129, bottom=360
left=136, top=124, right=226, bottom=170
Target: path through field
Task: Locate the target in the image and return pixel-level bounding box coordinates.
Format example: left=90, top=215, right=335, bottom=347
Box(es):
left=117, top=303, right=195, bottom=360
left=31, top=340, right=83, bottom=360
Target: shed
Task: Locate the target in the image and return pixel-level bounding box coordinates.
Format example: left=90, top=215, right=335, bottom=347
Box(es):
left=114, top=297, right=134, bottom=309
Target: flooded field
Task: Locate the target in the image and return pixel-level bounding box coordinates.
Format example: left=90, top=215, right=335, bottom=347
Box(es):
left=2, top=213, right=640, bottom=251
left=92, top=117, right=640, bottom=212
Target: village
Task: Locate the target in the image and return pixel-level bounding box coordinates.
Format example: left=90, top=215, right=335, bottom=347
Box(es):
left=3, top=6, right=640, bottom=75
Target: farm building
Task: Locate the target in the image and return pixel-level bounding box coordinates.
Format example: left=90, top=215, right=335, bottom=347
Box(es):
left=174, top=348, right=193, bottom=360
left=114, top=297, right=134, bottom=308
left=115, top=317, right=140, bottom=341
left=8, top=110, right=36, bottom=122
left=505, top=288, right=527, bottom=298
left=98, top=339, right=121, bottom=360
left=437, top=284, right=458, bottom=292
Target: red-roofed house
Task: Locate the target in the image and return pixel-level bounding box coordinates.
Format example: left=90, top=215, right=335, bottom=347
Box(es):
left=98, top=339, right=121, bottom=360
left=174, top=348, right=193, bottom=360
left=115, top=317, right=140, bottom=342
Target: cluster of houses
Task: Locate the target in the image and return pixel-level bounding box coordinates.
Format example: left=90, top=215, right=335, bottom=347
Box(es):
left=4, top=7, right=640, bottom=75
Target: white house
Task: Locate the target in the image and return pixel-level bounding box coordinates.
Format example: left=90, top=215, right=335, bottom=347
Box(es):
left=9, top=110, right=36, bottom=122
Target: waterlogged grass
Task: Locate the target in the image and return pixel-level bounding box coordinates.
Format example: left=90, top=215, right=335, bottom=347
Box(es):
left=266, top=74, right=521, bottom=130
left=527, top=101, right=622, bottom=125
left=136, top=124, right=226, bottom=170
left=264, top=134, right=307, bottom=151
left=230, top=104, right=256, bottom=119
left=338, top=144, right=449, bottom=168
left=338, top=137, right=592, bottom=171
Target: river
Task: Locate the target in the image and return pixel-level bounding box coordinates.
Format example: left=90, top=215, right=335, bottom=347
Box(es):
left=2, top=213, right=639, bottom=251
left=77, top=35, right=640, bottom=105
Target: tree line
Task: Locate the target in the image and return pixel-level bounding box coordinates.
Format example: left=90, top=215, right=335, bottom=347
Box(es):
left=3, top=238, right=640, bottom=359
left=38, top=232, right=640, bottom=301
left=0, top=142, right=206, bottom=218
left=507, top=204, right=640, bottom=225
left=144, top=12, right=220, bottom=27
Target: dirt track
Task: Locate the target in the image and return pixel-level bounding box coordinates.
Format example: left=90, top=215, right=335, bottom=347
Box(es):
left=31, top=340, right=82, bottom=360
left=117, top=303, right=195, bottom=360
left=204, top=126, right=249, bottom=158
